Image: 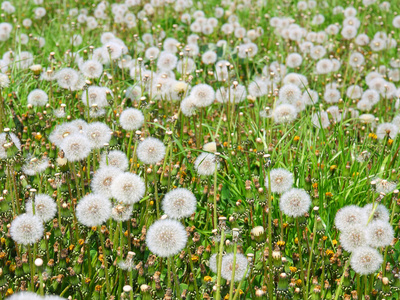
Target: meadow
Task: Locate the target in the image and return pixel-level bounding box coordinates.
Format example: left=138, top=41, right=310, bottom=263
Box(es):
left=0, top=0, right=400, bottom=299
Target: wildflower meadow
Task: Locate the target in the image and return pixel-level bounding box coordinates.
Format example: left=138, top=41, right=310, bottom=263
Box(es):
left=1, top=0, right=400, bottom=299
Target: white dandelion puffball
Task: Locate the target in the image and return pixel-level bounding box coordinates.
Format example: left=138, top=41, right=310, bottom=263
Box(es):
left=272, top=104, right=297, bottom=124
left=334, top=205, right=367, bottom=231
left=111, top=172, right=145, bottom=205
left=279, top=188, right=311, bottom=218
left=8, top=292, right=43, bottom=300
left=312, top=111, right=330, bottom=129
left=0, top=73, right=10, bottom=88
left=366, top=220, right=394, bottom=248
left=60, top=134, right=92, bottom=162
left=376, top=123, right=398, bottom=140
left=194, top=153, right=219, bottom=176
left=362, top=203, right=389, bottom=223
left=85, top=122, right=112, bottom=149
left=76, top=194, right=112, bottom=227
left=120, top=108, right=144, bottom=131
left=10, top=214, right=44, bottom=245
left=0, top=132, right=21, bottom=159
left=339, top=225, right=367, bottom=252
left=26, top=194, right=57, bottom=223
left=209, top=253, right=218, bottom=273
left=91, top=166, right=122, bottom=199
left=279, top=84, right=301, bottom=104
left=137, top=137, right=166, bottom=165
left=56, top=68, right=79, bottom=90
left=265, top=168, right=293, bottom=194
left=157, top=51, right=178, bottom=71
left=190, top=84, right=215, bottom=107
left=146, top=219, right=188, bottom=257
left=350, top=246, right=383, bottom=275
left=49, top=123, right=79, bottom=147
left=374, top=178, right=397, bottom=194
left=27, top=89, right=48, bottom=107
left=111, top=203, right=133, bottom=222
left=81, top=59, right=103, bottom=78
left=100, top=150, right=129, bottom=171
left=221, top=253, right=249, bottom=282
left=162, top=188, right=197, bottom=219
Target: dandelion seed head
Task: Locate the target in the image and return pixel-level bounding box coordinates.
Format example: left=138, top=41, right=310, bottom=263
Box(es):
left=335, top=205, right=367, bottom=231
left=265, top=168, right=293, bottom=194
left=366, top=220, right=394, bottom=248
left=162, top=188, right=197, bottom=219
left=111, top=172, right=145, bottom=205
left=137, top=137, right=166, bottom=165
left=10, top=214, right=44, bottom=245
left=221, top=253, right=249, bottom=282
left=76, top=194, right=112, bottom=227
left=100, top=150, right=129, bottom=171
left=190, top=84, right=215, bottom=107
left=363, top=204, right=390, bottom=223
left=26, top=194, right=57, bottom=223
left=60, top=134, right=92, bottom=162
left=86, top=122, right=112, bottom=149
left=339, top=225, right=367, bottom=252
left=350, top=246, right=383, bottom=275
left=194, top=153, right=219, bottom=176
left=146, top=219, right=188, bottom=257
left=91, top=166, right=123, bottom=198
left=279, top=188, right=311, bottom=217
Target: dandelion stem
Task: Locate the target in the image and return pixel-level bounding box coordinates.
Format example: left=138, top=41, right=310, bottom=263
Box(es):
left=266, top=167, right=273, bottom=299
left=334, top=258, right=350, bottom=300
left=167, top=256, right=172, bottom=289
left=213, top=160, right=218, bottom=230
left=232, top=265, right=250, bottom=300
left=228, top=241, right=238, bottom=300
left=153, top=166, right=160, bottom=218
left=305, top=216, right=318, bottom=298
left=215, top=227, right=225, bottom=300
left=171, top=256, right=182, bottom=300
left=28, top=245, right=35, bottom=292
left=295, top=219, right=307, bottom=300
left=98, top=226, right=111, bottom=296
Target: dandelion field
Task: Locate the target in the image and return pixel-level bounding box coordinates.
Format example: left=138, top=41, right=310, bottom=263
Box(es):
left=1, top=0, right=400, bottom=299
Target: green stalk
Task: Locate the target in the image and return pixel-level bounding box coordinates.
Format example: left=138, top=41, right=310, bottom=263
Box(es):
left=153, top=166, right=160, bottom=218
left=213, top=160, right=218, bottom=230
left=167, top=257, right=172, bottom=289
left=305, top=216, right=318, bottom=298
left=334, top=258, right=351, bottom=300
left=266, top=167, right=273, bottom=299
left=171, top=256, right=182, bottom=300
left=215, top=226, right=226, bottom=300
left=228, top=240, right=238, bottom=300
left=295, top=219, right=307, bottom=300
left=28, top=245, right=35, bottom=292
left=232, top=265, right=250, bottom=300
left=98, top=226, right=111, bottom=296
